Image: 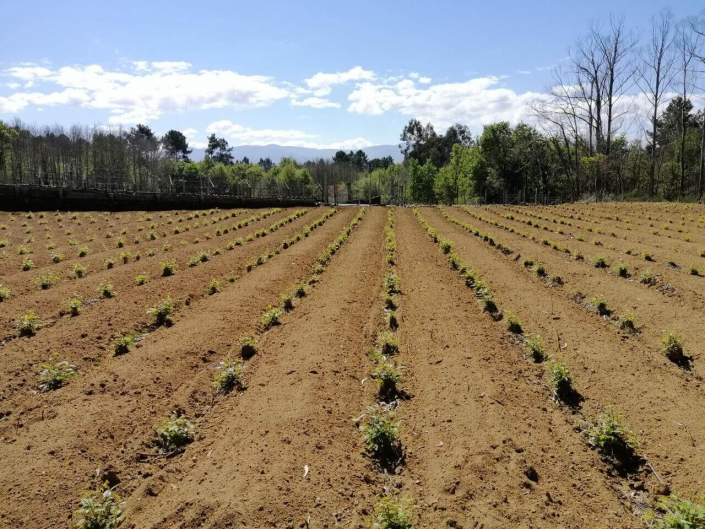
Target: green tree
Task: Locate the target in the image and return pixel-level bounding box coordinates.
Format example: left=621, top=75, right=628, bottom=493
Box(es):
left=162, top=130, right=192, bottom=161
left=409, top=159, right=437, bottom=204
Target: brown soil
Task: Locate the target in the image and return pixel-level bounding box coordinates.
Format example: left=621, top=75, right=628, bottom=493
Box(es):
left=1, top=203, right=704, bottom=528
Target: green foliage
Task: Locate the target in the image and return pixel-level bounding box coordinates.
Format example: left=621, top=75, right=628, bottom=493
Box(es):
left=213, top=359, right=243, bottom=393
left=135, top=273, right=149, bottom=285
left=293, top=281, right=306, bottom=298
left=590, top=295, right=609, bottom=316
left=582, top=409, right=637, bottom=461
left=208, top=278, right=223, bottom=295
left=592, top=254, right=608, bottom=268
left=147, top=296, right=174, bottom=325
left=506, top=312, right=523, bottom=333
left=378, top=331, right=399, bottom=356
left=22, top=257, right=35, bottom=271
left=72, top=264, right=87, bottom=278
left=73, top=485, right=123, bottom=529
left=618, top=312, right=637, bottom=333
left=239, top=335, right=257, bottom=358
left=362, top=407, right=402, bottom=466
left=113, top=334, right=135, bottom=356
left=63, top=293, right=84, bottom=316
left=17, top=310, right=40, bottom=336
left=640, top=269, right=657, bottom=285
left=96, top=281, right=115, bottom=299
left=524, top=334, right=545, bottom=362
left=104, top=258, right=115, bottom=270
left=548, top=360, right=573, bottom=401
left=370, top=495, right=413, bottom=529
left=161, top=260, right=177, bottom=276
left=617, top=262, right=629, bottom=277
left=34, top=271, right=60, bottom=290
left=261, top=306, right=282, bottom=328
left=281, top=293, right=294, bottom=311
left=78, top=247, right=89, bottom=257
left=154, top=415, right=194, bottom=451
left=661, top=331, right=685, bottom=364
left=0, top=285, right=9, bottom=301
left=38, top=357, right=79, bottom=392
left=374, top=361, right=403, bottom=400
left=644, top=494, right=705, bottom=529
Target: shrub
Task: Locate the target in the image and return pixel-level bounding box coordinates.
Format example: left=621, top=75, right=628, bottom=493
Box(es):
left=524, top=335, right=545, bottom=362
left=78, top=247, right=89, bottom=257
left=644, top=494, right=705, bottom=529
left=104, top=258, right=115, bottom=270
left=0, top=285, right=9, bottom=302
left=97, top=281, right=115, bottom=299
left=34, top=272, right=60, bottom=290
left=362, top=407, right=403, bottom=467
left=73, top=485, right=123, bottom=529
left=135, top=273, right=149, bottom=285
left=72, top=264, right=87, bottom=278
left=592, top=254, right=608, bottom=268
left=617, top=263, right=629, bottom=277
left=147, top=296, right=174, bottom=325
left=38, top=358, right=79, bottom=392
left=640, top=269, right=657, bottom=285
left=154, top=415, right=194, bottom=451
left=213, top=359, right=243, bottom=393
left=17, top=310, right=40, bottom=336
left=506, top=312, right=523, bottom=333
left=63, top=294, right=84, bottom=316
left=113, top=334, right=135, bottom=356
left=208, top=278, right=223, bottom=295
left=239, top=335, right=257, bottom=359
left=262, top=306, right=282, bottom=328
left=618, top=312, right=637, bottom=333
left=22, top=258, right=35, bottom=271
left=661, top=331, right=685, bottom=364
left=161, top=260, right=177, bottom=277
left=374, top=361, right=402, bottom=401
left=582, top=409, right=637, bottom=462
left=370, top=495, right=413, bottom=529
left=549, top=361, right=574, bottom=401
left=281, top=293, right=294, bottom=312
left=378, top=332, right=399, bottom=356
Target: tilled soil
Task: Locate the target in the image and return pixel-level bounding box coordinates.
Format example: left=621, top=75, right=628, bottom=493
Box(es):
left=1, top=203, right=704, bottom=528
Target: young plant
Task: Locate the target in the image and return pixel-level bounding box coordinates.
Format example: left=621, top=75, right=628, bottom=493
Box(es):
left=161, top=260, right=177, bottom=277
left=38, top=358, right=79, bottom=392
left=63, top=294, right=84, bottom=317
left=643, top=250, right=654, bottom=262
left=386, top=310, right=399, bottom=330
left=135, top=273, right=149, bottom=285
left=374, top=361, right=403, bottom=401
left=689, top=264, right=700, bottom=276
left=618, top=312, right=638, bottom=333
left=0, top=285, right=9, bottom=302
left=113, top=333, right=135, bottom=356
left=661, top=331, right=686, bottom=365
left=208, top=278, right=223, bottom=295
left=261, top=306, right=282, bottom=328
left=590, top=295, right=609, bottom=316
left=524, top=334, right=545, bottom=362
left=617, top=263, right=629, bottom=277
left=534, top=262, right=547, bottom=277
left=22, top=257, right=35, bottom=271
left=506, top=312, right=523, bottom=334
left=78, top=246, right=89, bottom=257
left=439, top=239, right=453, bottom=254
left=104, top=258, right=115, bottom=270
left=281, top=293, right=294, bottom=312
left=370, top=495, right=413, bottom=529
left=385, top=272, right=400, bottom=294
left=644, top=494, right=705, bottom=529
left=640, top=269, right=657, bottom=285
left=293, top=281, right=306, bottom=298
left=72, top=264, right=87, bottom=278
left=378, top=331, right=399, bottom=356
left=96, top=281, right=115, bottom=299
left=34, top=272, right=60, bottom=290
left=362, top=407, right=403, bottom=468
left=51, top=252, right=64, bottom=263
left=120, top=251, right=132, bottom=264
left=239, top=335, right=257, bottom=359
left=212, top=359, right=243, bottom=394
left=154, top=414, right=194, bottom=451
left=147, top=296, right=174, bottom=325
left=481, top=293, right=497, bottom=313
left=582, top=409, right=637, bottom=463
left=592, top=254, right=608, bottom=268
left=549, top=360, right=574, bottom=402
left=17, top=310, right=40, bottom=336
left=73, top=485, right=123, bottom=529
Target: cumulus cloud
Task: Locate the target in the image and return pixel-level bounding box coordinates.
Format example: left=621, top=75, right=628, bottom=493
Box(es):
left=348, top=76, right=548, bottom=129
left=418, top=76, right=432, bottom=84
left=290, top=96, right=340, bottom=109
left=1, top=62, right=290, bottom=123
left=206, top=120, right=373, bottom=149
left=304, top=66, right=375, bottom=96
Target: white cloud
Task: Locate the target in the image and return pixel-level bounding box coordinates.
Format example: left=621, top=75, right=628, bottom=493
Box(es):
left=517, top=70, right=532, bottom=75
left=348, top=76, right=548, bottom=129
left=5, top=82, right=20, bottom=89
left=205, top=119, right=373, bottom=149
left=182, top=127, right=198, bottom=138
left=2, top=63, right=291, bottom=122
left=418, top=76, right=432, bottom=84
left=304, top=66, right=375, bottom=96
left=290, top=96, right=340, bottom=109
left=409, top=72, right=420, bottom=79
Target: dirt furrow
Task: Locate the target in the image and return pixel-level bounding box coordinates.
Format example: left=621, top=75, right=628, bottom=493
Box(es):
left=123, top=207, right=387, bottom=528
left=0, top=208, right=357, bottom=529
left=421, top=206, right=705, bottom=502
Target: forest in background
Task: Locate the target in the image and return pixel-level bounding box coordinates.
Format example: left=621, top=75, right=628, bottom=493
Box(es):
left=1, top=9, right=705, bottom=204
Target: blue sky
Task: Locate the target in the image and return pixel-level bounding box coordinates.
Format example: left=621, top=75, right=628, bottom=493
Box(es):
left=0, top=0, right=702, bottom=149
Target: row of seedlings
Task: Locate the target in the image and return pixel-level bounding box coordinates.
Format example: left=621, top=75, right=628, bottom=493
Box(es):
left=415, top=208, right=705, bottom=526
left=363, top=208, right=413, bottom=528
left=69, top=208, right=367, bottom=528
left=446, top=207, right=692, bottom=370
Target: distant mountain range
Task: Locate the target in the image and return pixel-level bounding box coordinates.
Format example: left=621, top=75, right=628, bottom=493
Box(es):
left=188, top=144, right=404, bottom=164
